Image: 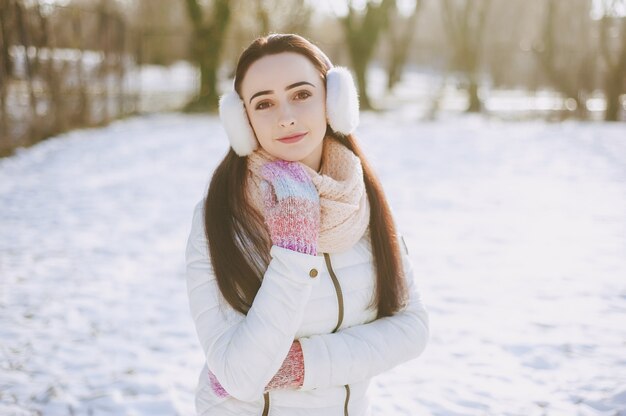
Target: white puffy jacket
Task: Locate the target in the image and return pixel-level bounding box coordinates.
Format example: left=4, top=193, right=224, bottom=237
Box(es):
left=185, top=199, right=430, bottom=416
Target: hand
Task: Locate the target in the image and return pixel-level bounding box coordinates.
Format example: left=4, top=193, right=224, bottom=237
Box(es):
left=260, top=160, right=320, bottom=256
left=208, top=340, right=305, bottom=397
left=208, top=368, right=230, bottom=398
left=264, top=340, right=305, bottom=391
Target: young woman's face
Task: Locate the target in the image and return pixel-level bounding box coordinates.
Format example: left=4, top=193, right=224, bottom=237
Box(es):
left=240, top=52, right=327, bottom=170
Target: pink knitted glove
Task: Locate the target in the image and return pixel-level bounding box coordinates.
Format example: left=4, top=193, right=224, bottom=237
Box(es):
left=260, top=160, right=320, bottom=256
left=265, top=340, right=305, bottom=391
left=208, top=340, right=305, bottom=397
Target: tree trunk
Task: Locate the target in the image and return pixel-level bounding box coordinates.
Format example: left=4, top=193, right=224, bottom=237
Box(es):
left=353, top=58, right=372, bottom=111
left=340, top=0, right=395, bottom=112
left=0, top=0, right=12, bottom=77
left=192, top=38, right=220, bottom=111
left=534, top=0, right=596, bottom=120
left=604, top=70, right=622, bottom=121
left=441, top=0, right=491, bottom=114
left=467, top=78, right=481, bottom=113
left=0, top=0, right=9, bottom=144
left=70, top=7, right=90, bottom=125
left=14, top=1, right=38, bottom=139
left=386, top=0, right=421, bottom=91
left=599, top=12, right=626, bottom=122
left=184, top=0, right=230, bottom=113
left=36, top=2, right=65, bottom=135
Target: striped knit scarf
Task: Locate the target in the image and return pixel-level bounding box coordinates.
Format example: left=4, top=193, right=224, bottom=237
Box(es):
left=246, top=135, right=370, bottom=254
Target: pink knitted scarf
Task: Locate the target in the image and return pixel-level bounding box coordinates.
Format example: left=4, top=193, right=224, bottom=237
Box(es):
left=246, top=135, right=370, bottom=254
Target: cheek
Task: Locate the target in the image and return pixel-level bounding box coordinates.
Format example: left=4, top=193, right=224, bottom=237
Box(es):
left=248, top=112, right=272, bottom=134
left=298, top=97, right=326, bottom=121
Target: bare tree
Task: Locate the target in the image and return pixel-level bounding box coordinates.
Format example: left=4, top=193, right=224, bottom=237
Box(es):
left=14, top=1, right=38, bottom=133
left=131, top=0, right=190, bottom=66
left=339, top=0, right=396, bottom=110
left=0, top=0, right=144, bottom=157
left=68, top=6, right=91, bottom=125
left=385, top=0, right=422, bottom=91
left=184, top=0, right=231, bottom=112
left=483, top=0, right=529, bottom=90
left=0, top=0, right=11, bottom=76
left=598, top=0, right=626, bottom=121
left=533, top=0, right=596, bottom=119
left=35, top=1, right=65, bottom=134
left=0, top=0, right=11, bottom=145
left=254, top=0, right=312, bottom=35
left=441, top=0, right=491, bottom=112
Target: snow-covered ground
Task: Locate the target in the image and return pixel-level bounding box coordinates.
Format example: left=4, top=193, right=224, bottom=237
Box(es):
left=1, top=111, right=625, bottom=416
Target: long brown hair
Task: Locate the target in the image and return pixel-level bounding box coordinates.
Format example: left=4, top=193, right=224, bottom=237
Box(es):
left=204, top=33, right=408, bottom=319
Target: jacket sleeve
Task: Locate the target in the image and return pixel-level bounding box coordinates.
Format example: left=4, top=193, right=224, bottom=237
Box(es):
left=296, top=233, right=430, bottom=390
left=185, top=200, right=325, bottom=402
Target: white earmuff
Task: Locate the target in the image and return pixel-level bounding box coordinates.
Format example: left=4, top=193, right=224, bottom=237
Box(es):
left=218, top=91, right=258, bottom=157
left=326, top=66, right=360, bottom=135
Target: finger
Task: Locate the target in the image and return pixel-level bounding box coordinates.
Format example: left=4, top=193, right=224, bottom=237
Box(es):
left=261, top=160, right=319, bottom=202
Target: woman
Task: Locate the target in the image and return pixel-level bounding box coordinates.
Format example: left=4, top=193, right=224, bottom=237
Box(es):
left=185, top=33, right=429, bottom=416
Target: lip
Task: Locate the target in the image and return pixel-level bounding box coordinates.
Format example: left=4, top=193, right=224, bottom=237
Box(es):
left=277, top=132, right=307, bottom=143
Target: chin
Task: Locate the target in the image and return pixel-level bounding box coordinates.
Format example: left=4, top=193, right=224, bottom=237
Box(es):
left=276, top=152, right=308, bottom=162
left=271, top=145, right=310, bottom=160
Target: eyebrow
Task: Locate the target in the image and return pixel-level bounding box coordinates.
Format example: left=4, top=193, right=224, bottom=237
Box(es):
left=249, top=81, right=316, bottom=104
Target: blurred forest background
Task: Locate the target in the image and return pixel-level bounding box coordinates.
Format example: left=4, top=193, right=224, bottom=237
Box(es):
left=0, top=0, right=625, bottom=157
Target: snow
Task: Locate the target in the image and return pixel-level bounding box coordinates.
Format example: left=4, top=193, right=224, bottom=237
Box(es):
left=1, top=111, right=625, bottom=415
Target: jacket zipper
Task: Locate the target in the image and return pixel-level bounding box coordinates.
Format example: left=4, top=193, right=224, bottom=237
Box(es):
left=262, top=391, right=270, bottom=416
left=323, top=253, right=350, bottom=416
left=323, top=253, right=344, bottom=332
left=262, top=254, right=349, bottom=416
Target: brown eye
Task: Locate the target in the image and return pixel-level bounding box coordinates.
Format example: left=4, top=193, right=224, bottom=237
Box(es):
left=295, top=91, right=311, bottom=100
left=256, top=101, right=271, bottom=110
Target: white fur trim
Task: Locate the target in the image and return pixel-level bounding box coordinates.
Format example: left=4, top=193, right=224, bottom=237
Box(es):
left=218, top=91, right=258, bottom=156
left=326, top=67, right=360, bottom=135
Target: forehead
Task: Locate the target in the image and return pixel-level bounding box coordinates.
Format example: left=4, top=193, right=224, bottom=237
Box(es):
left=241, top=52, right=321, bottom=99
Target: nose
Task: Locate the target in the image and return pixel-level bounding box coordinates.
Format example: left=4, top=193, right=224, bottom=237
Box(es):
left=278, top=104, right=296, bottom=128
